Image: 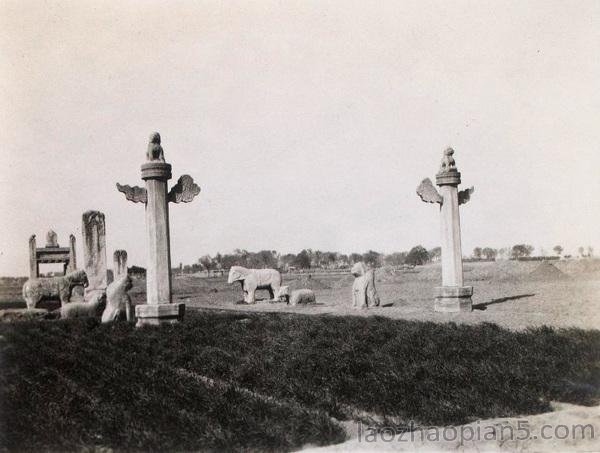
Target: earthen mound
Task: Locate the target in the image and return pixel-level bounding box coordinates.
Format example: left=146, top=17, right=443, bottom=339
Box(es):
left=529, top=261, right=569, bottom=281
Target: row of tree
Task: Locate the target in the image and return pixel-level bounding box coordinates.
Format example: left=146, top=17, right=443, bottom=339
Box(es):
left=471, top=245, right=594, bottom=260
left=180, top=243, right=596, bottom=274
left=183, top=246, right=437, bottom=273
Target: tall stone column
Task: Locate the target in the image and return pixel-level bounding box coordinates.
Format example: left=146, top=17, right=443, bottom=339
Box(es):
left=68, top=234, right=77, bottom=272
left=117, top=132, right=200, bottom=326
left=417, top=148, right=474, bottom=312
left=82, top=211, right=108, bottom=302
left=28, top=235, right=38, bottom=279
left=113, top=250, right=128, bottom=279
left=142, top=162, right=172, bottom=305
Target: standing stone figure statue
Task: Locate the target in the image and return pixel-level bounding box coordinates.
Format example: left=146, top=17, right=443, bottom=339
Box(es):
left=351, top=261, right=380, bottom=309
left=417, top=147, right=474, bottom=312
left=117, top=132, right=201, bottom=326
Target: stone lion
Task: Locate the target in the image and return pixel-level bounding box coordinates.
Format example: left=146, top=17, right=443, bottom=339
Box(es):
left=351, top=262, right=380, bottom=309
left=22, top=270, right=89, bottom=310
left=228, top=266, right=282, bottom=304
left=147, top=132, right=165, bottom=162
left=101, top=274, right=134, bottom=323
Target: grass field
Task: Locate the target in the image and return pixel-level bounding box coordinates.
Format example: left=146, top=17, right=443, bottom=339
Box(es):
left=0, top=260, right=599, bottom=451
left=1, top=311, right=599, bottom=451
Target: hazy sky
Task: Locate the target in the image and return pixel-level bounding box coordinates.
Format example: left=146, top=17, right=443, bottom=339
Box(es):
left=1, top=0, right=599, bottom=275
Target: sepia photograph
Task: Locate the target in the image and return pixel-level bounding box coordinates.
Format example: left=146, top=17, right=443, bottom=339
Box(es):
left=0, top=1, right=599, bottom=451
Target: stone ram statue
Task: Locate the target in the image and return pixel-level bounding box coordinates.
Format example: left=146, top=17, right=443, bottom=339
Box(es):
left=101, top=274, right=134, bottom=323
left=351, top=262, right=380, bottom=309
left=227, top=266, right=282, bottom=304
left=61, top=292, right=105, bottom=319
left=290, top=289, right=316, bottom=306
left=22, top=270, right=89, bottom=310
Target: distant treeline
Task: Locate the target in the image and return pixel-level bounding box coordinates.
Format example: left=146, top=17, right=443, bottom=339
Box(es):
left=175, top=247, right=436, bottom=274
left=174, top=243, right=594, bottom=274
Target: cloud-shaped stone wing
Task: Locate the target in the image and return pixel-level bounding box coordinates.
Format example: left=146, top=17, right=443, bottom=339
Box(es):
left=116, top=183, right=147, bottom=203
left=416, top=178, right=443, bottom=204
left=458, top=186, right=474, bottom=205
left=168, top=175, right=201, bottom=203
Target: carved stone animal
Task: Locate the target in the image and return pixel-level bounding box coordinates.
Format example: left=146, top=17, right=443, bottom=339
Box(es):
left=101, top=274, right=134, bottom=323
left=61, top=292, right=105, bottom=319
left=147, top=132, right=165, bottom=161
left=227, top=266, right=282, bottom=304
left=351, top=262, right=380, bottom=309
left=22, top=270, right=89, bottom=310
left=277, top=285, right=290, bottom=303
left=290, top=289, right=316, bottom=306
left=439, top=147, right=456, bottom=172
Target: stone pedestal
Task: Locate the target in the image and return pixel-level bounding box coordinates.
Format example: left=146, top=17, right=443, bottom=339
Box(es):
left=434, top=286, right=473, bottom=312
left=135, top=303, right=185, bottom=327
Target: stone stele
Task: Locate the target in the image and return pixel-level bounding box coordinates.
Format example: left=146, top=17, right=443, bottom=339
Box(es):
left=82, top=210, right=108, bottom=302
left=113, top=250, right=128, bottom=280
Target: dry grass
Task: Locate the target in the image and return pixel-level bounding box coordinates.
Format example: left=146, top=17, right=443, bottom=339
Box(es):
left=1, top=311, right=599, bottom=451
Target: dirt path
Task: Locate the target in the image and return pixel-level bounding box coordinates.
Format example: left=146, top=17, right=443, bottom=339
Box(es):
left=303, top=402, right=600, bottom=452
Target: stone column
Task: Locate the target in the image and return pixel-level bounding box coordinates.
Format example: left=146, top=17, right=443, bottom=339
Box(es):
left=141, top=162, right=173, bottom=306
left=417, top=148, right=474, bottom=313
left=434, top=150, right=473, bottom=312
left=113, top=250, right=128, bottom=279
left=28, top=235, right=38, bottom=279
left=68, top=234, right=77, bottom=272
left=82, top=211, right=108, bottom=301
left=136, top=158, right=183, bottom=326
left=117, top=132, right=199, bottom=326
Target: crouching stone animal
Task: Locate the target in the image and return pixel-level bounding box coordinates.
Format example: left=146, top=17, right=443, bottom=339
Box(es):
left=228, top=266, right=282, bottom=304
left=277, top=285, right=290, bottom=304
left=101, top=274, right=134, bottom=323
left=61, top=292, right=105, bottom=319
left=22, top=270, right=89, bottom=310
left=290, top=289, right=316, bottom=306
left=351, top=262, right=380, bottom=309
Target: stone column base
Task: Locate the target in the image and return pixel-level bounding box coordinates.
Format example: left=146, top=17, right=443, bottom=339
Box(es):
left=135, top=303, right=185, bottom=327
left=434, top=286, right=473, bottom=313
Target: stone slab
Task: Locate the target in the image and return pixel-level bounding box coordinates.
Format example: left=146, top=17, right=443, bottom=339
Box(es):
left=434, top=298, right=473, bottom=313
left=434, top=285, right=473, bottom=312
left=135, top=303, right=185, bottom=327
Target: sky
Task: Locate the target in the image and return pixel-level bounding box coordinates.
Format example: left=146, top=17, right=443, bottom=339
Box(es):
left=1, top=0, right=599, bottom=276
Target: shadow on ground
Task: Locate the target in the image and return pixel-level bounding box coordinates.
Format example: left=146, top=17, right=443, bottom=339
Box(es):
left=473, top=293, right=536, bottom=311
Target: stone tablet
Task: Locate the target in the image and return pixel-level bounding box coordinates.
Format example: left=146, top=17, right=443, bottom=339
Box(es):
left=82, top=211, right=108, bottom=302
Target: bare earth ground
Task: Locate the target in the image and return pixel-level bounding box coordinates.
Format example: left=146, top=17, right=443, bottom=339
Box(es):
left=1, top=259, right=599, bottom=451
left=2, top=260, right=598, bottom=331
left=160, top=260, right=600, bottom=331
left=305, top=402, right=600, bottom=452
